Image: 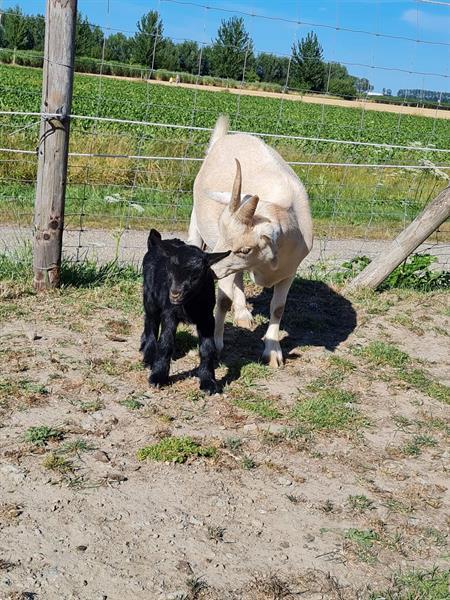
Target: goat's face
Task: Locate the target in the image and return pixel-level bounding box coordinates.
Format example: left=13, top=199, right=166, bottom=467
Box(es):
left=208, top=159, right=278, bottom=280
left=148, top=230, right=230, bottom=304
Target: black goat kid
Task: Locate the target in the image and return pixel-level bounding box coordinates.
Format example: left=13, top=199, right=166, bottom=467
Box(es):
left=141, top=229, right=230, bottom=394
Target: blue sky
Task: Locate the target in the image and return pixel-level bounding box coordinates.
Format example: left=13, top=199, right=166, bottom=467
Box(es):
left=4, top=0, right=450, bottom=93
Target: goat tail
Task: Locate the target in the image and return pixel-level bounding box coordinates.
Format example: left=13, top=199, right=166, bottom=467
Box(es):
left=207, top=114, right=229, bottom=154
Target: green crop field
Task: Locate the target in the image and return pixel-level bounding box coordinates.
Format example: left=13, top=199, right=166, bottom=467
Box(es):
left=1, top=64, right=449, bottom=237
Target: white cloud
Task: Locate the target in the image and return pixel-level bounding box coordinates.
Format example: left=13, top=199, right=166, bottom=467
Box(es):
left=401, top=8, right=450, bottom=33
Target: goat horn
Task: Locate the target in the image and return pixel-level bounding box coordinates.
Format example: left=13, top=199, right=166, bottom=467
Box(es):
left=230, top=158, right=242, bottom=214
left=237, top=195, right=259, bottom=225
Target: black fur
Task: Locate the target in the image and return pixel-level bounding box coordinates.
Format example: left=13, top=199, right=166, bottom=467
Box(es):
left=141, top=229, right=230, bottom=394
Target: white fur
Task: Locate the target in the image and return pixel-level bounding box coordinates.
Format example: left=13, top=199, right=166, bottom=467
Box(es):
left=188, top=115, right=313, bottom=366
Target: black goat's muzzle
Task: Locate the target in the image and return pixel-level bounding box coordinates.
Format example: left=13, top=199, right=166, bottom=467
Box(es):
left=169, top=290, right=183, bottom=304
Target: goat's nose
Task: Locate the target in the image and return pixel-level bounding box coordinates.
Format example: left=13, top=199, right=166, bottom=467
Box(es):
left=171, top=289, right=181, bottom=297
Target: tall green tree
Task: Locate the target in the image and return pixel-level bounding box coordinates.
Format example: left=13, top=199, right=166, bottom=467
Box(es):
left=25, top=14, right=45, bottom=52
left=256, top=53, right=290, bottom=85
left=0, top=6, right=33, bottom=60
left=76, top=14, right=104, bottom=58
left=291, top=31, right=325, bottom=92
left=159, top=39, right=179, bottom=71
left=210, top=17, right=254, bottom=80
left=132, top=10, right=163, bottom=67
left=177, top=40, right=201, bottom=74
left=105, top=33, right=132, bottom=63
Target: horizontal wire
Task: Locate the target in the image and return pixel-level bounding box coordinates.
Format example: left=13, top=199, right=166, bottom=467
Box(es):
left=162, top=0, right=450, bottom=47
left=1, top=111, right=449, bottom=154
left=1, top=146, right=449, bottom=169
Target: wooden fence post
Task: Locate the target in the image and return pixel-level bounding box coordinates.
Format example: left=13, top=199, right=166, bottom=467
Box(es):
left=346, top=185, right=450, bottom=291
left=33, top=0, right=77, bottom=290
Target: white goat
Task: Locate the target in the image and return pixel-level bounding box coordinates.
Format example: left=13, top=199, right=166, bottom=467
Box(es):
left=188, top=115, right=313, bottom=367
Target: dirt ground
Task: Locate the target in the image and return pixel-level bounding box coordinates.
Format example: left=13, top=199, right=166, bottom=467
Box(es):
left=0, top=275, right=449, bottom=599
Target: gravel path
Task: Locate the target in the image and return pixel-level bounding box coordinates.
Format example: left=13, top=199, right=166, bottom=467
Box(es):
left=1, top=226, right=449, bottom=270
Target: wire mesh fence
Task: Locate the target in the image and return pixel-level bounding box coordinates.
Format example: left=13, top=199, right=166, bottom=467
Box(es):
left=0, top=0, right=449, bottom=273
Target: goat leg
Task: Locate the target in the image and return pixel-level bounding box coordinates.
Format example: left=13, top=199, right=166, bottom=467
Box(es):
left=149, top=312, right=177, bottom=387
left=197, top=318, right=218, bottom=395
left=141, top=312, right=160, bottom=368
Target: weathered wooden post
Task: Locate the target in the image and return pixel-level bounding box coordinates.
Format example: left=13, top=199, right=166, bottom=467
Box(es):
left=346, top=185, right=450, bottom=291
left=33, top=0, right=77, bottom=290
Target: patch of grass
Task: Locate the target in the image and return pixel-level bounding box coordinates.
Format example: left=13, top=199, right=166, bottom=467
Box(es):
left=42, top=452, right=74, bottom=473
left=345, top=528, right=379, bottom=547
left=25, top=426, right=62, bottom=446
left=345, top=528, right=380, bottom=563
left=206, top=525, right=225, bottom=542
left=402, top=434, right=437, bottom=457
left=0, top=243, right=140, bottom=288
left=224, top=436, right=242, bottom=451
left=105, top=318, right=131, bottom=336
left=382, top=498, right=414, bottom=515
left=58, top=439, right=94, bottom=454
left=369, top=567, right=450, bottom=600
left=120, top=397, right=144, bottom=410
left=292, top=388, right=367, bottom=431
left=80, top=399, right=104, bottom=413
left=241, top=456, right=256, bottom=470
left=399, top=369, right=450, bottom=404
left=355, top=341, right=410, bottom=369
left=136, top=436, right=216, bottom=463
left=286, top=494, right=301, bottom=504
left=230, top=387, right=282, bottom=420
left=0, top=378, right=48, bottom=409
left=355, top=342, right=449, bottom=404
left=184, top=576, right=208, bottom=599
left=347, top=494, right=374, bottom=511
left=328, top=355, right=356, bottom=371
left=235, top=361, right=271, bottom=387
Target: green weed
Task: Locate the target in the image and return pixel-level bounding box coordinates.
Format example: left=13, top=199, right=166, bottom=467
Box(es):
left=400, top=369, right=450, bottom=404
left=402, top=435, right=437, bottom=457
left=347, top=494, right=374, bottom=511
left=25, top=426, right=62, bottom=446
left=42, top=452, right=74, bottom=473
left=354, top=341, right=410, bottom=368
left=293, top=388, right=367, bottom=431
left=120, top=397, right=144, bottom=410
left=231, top=387, right=282, bottom=420
left=136, top=436, right=216, bottom=463
left=370, top=567, right=449, bottom=600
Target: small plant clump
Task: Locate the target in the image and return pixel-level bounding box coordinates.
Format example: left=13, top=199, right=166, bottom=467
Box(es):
left=25, top=426, right=62, bottom=446
left=120, top=397, right=144, bottom=410
left=293, top=388, right=367, bottom=431
left=136, top=436, right=216, bottom=463
left=347, top=494, right=375, bottom=511
left=42, top=452, right=74, bottom=473
left=337, top=253, right=449, bottom=291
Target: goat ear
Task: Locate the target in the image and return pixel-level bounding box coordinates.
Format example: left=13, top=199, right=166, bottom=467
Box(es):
left=236, top=195, right=259, bottom=225
left=148, top=228, right=162, bottom=249
left=260, top=234, right=278, bottom=269
left=206, top=250, right=231, bottom=267
left=207, top=191, right=233, bottom=205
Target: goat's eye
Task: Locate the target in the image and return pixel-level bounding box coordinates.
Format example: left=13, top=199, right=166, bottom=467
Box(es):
left=238, top=247, right=252, bottom=255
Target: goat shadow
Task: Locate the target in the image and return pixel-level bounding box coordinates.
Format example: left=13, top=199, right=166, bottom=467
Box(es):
left=170, top=278, right=357, bottom=387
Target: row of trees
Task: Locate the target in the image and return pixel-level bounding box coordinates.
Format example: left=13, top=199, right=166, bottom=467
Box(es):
left=0, top=6, right=373, bottom=96
left=398, top=89, right=450, bottom=103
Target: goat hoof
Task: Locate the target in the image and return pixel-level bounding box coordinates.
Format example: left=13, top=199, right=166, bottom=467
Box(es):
left=234, top=309, right=254, bottom=330
left=149, top=373, right=168, bottom=388
left=262, top=349, right=284, bottom=368
left=200, top=379, right=219, bottom=395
